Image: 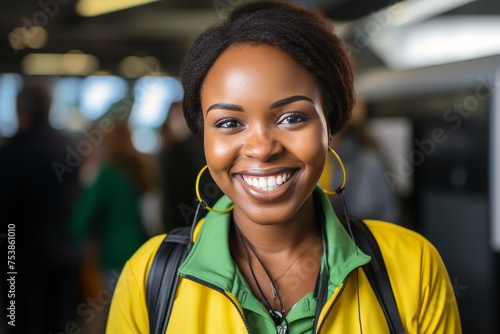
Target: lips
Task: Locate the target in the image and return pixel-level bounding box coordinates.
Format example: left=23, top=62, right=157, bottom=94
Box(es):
left=241, top=171, right=293, bottom=191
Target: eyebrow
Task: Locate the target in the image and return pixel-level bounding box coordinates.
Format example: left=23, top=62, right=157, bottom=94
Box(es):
left=206, top=103, right=243, bottom=113
left=206, top=95, right=315, bottom=114
left=270, top=95, right=315, bottom=109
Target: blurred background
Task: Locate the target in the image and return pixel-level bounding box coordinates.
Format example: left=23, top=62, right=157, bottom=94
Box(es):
left=0, top=0, right=499, bottom=333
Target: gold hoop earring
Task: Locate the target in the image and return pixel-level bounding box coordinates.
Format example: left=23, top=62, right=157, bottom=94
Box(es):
left=195, top=165, right=234, bottom=213
left=322, top=148, right=347, bottom=196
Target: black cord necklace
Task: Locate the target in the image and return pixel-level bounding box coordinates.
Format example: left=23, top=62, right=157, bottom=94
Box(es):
left=235, top=223, right=289, bottom=334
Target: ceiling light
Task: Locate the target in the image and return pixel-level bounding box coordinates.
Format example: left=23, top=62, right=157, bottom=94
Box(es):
left=129, top=76, right=183, bottom=129
left=79, top=76, right=128, bottom=121
left=8, top=26, right=48, bottom=50
left=388, top=0, right=476, bottom=27
left=0, top=74, right=22, bottom=138
left=21, top=51, right=99, bottom=75
left=369, top=16, right=500, bottom=69
left=336, top=0, right=476, bottom=39
left=119, top=55, right=160, bottom=78
left=76, top=0, right=159, bottom=17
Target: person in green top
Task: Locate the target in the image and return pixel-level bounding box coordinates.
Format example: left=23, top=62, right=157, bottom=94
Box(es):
left=71, top=163, right=149, bottom=272
left=71, top=118, right=152, bottom=285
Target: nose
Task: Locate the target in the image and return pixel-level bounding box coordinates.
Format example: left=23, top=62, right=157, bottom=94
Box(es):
left=241, top=127, right=283, bottom=161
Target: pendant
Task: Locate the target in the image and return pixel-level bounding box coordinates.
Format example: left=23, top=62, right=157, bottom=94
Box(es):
left=269, top=309, right=283, bottom=326
left=276, top=325, right=287, bottom=334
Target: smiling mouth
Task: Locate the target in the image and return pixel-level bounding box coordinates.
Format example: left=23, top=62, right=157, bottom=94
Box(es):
left=241, top=171, right=294, bottom=191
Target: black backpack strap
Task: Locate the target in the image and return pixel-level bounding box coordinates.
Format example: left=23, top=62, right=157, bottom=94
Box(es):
left=339, top=216, right=406, bottom=334
left=146, top=226, right=191, bottom=334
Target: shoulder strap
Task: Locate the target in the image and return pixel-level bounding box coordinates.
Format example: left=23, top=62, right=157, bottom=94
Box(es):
left=146, top=226, right=191, bottom=334
left=338, top=215, right=406, bottom=334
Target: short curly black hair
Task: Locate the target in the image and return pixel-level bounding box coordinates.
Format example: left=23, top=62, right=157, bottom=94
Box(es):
left=181, top=0, right=355, bottom=138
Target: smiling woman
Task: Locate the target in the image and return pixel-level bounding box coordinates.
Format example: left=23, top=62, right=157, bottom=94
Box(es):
left=105, top=1, right=461, bottom=333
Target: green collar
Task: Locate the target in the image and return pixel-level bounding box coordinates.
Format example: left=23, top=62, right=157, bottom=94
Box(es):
left=178, top=186, right=371, bottom=294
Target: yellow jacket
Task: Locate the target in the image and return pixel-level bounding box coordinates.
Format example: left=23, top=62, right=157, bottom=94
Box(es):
left=106, top=188, right=461, bottom=333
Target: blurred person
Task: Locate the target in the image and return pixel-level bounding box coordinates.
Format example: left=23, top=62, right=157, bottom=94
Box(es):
left=324, top=100, right=401, bottom=223
left=70, top=103, right=153, bottom=332
left=0, top=81, right=81, bottom=334
left=158, top=101, right=206, bottom=231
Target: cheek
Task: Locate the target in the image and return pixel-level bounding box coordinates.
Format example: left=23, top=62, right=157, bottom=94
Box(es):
left=204, top=137, right=242, bottom=195
left=293, top=126, right=329, bottom=180
left=305, top=142, right=328, bottom=173
left=296, top=125, right=329, bottom=163
left=204, top=134, right=239, bottom=172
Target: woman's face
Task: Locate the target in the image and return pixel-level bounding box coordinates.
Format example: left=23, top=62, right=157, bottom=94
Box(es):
left=201, top=44, right=329, bottom=225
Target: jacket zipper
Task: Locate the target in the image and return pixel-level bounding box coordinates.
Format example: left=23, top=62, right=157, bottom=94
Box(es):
left=184, top=274, right=251, bottom=334
left=315, top=274, right=350, bottom=334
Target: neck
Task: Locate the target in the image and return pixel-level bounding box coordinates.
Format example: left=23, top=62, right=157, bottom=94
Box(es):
left=231, top=196, right=320, bottom=254
left=229, top=195, right=324, bottom=318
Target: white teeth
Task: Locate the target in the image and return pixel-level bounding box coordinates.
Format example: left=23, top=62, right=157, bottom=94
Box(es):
left=259, top=177, right=266, bottom=188
left=268, top=176, right=276, bottom=187
left=252, top=178, right=258, bottom=187
left=242, top=172, right=292, bottom=191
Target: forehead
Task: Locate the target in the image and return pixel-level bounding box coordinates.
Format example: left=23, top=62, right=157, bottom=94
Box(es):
left=201, top=43, right=321, bottom=105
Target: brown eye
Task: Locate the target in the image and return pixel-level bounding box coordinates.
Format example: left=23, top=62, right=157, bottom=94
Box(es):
left=278, top=113, right=308, bottom=125
left=215, top=118, right=241, bottom=129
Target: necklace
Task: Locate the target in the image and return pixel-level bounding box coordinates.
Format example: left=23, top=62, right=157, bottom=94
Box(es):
left=273, top=240, right=317, bottom=283
left=235, top=224, right=289, bottom=334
